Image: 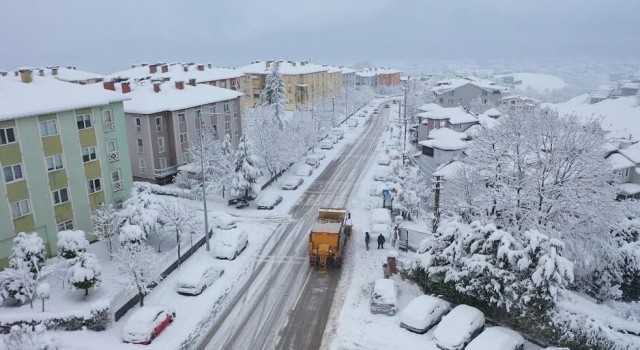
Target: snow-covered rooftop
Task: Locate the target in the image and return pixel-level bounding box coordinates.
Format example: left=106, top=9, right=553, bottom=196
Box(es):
left=113, top=81, right=243, bottom=114
left=0, top=74, right=127, bottom=121
left=240, top=60, right=328, bottom=75
left=620, top=183, right=640, bottom=196
left=607, top=153, right=636, bottom=170
left=419, top=127, right=468, bottom=151
left=423, top=107, right=478, bottom=124
left=484, top=107, right=502, bottom=117
left=619, top=143, right=640, bottom=164
left=417, top=103, right=442, bottom=113
left=433, top=160, right=461, bottom=177
left=432, top=77, right=508, bottom=94
left=106, top=63, right=243, bottom=84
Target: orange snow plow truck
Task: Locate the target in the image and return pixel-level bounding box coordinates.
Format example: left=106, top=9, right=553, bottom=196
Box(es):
left=308, top=208, right=352, bottom=273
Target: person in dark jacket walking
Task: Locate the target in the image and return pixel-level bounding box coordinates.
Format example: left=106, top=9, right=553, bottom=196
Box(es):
left=377, top=233, right=385, bottom=249
left=365, top=231, right=370, bottom=250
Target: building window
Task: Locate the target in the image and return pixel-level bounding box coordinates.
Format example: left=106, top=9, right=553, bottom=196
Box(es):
left=52, top=188, right=69, bottom=205
left=195, top=110, right=201, bottom=120
left=87, top=178, right=102, bottom=194
left=111, top=169, right=123, bottom=191
left=57, top=219, right=74, bottom=232
left=224, top=103, right=230, bottom=113
left=76, top=114, right=92, bottom=130
left=139, top=159, right=147, bottom=175
left=159, top=157, right=167, bottom=169
left=422, top=146, right=434, bottom=157
left=155, top=117, right=163, bottom=132
left=438, top=98, right=444, bottom=104
left=3, top=164, right=23, bottom=183
left=448, top=91, right=454, bottom=96
left=448, top=99, right=455, bottom=105
left=482, top=91, right=488, bottom=97
left=180, top=133, right=187, bottom=144
left=10, top=199, right=30, bottom=218
left=177, top=112, right=186, bottom=123
left=46, top=154, right=64, bottom=172
left=230, top=80, right=236, bottom=88
left=0, top=127, right=16, bottom=145
left=135, top=118, right=142, bottom=133
left=225, top=121, right=231, bottom=131
left=39, top=120, right=58, bottom=137
left=209, top=105, right=216, bottom=115
left=82, top=146, right=97, bottom=163
left=220, top=81, right=227, bottom=88
left=137, top=139, right=144, bottom=153
left=102, top=110, right=115, bottom=132
left=106, top=140, right=119, bottom=162
left=158, top=137, right=165, bottom=153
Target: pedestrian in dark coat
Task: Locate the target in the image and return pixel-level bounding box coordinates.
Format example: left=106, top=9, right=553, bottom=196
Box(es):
left=365, top=231, right=370, bottom=250
left=377, top=233, right=385, bottom=249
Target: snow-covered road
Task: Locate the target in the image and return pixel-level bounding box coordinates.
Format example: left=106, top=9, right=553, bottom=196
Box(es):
left=197, top=105, right=388, bottom=349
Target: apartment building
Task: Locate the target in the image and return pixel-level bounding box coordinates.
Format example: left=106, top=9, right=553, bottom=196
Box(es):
left=105, top=79, right=243, bottom=184
left=239, top=60, right=342, bottom=110
left=432, top=77, right=508, bottom=109
left=356, top=67, right=402, bottom=90
left=0, top=66, right=105, bottom=85
left=500, top=95, right=539, bottom=114
left=0, top=69, right=132, bottom=265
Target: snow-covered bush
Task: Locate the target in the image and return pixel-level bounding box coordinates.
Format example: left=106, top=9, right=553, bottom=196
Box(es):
left=114, top=242, right=162, bottom=307
left=0, top=305, right=110, bottom=333
left=56, top=230, right=89, bottom=260
left=121, top=186, right=163, bottom=237
left=134, top=181, right=197, bottom=200
left=0, top=233, right=46, bottom=307
left=416, top=218, right=574, bottom=312
left=118, top=224, right=146, bottom=246
left=230, top=134, right=261, bottom=199
left=91, top=203, right=123, bottom=259
left=2, top=324, right=57, bottom=350
left=67, top=253, right=101, bottom=297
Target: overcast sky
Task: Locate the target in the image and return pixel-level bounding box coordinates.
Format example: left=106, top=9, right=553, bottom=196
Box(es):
left=1, top=0, right=638, bottom=73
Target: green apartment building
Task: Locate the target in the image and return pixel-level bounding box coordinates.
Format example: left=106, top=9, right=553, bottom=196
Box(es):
left=0, top=69, right=132, bottom=266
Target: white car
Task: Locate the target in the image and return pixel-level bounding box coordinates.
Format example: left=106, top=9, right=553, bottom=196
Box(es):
left=466, top=327, right=524, bottom=350
left=256, top=192, right=283, bottom=210
left=370, top=223, right=392, bottom=241
left=282, top=175, right=303, bottom=190
left=305, top=155, right=320, bottom=168
left=312, top=152, right=325, bottom=160
left=347, top=119, right=358, bottom=128
left=320, top=139, right=333, bottom=149
left=176, top=263, right=224, bottom=296
left=213, top=230, right=248, bottom=260
left=210, top=211, right=237, bottom=230
left=377, top=155, right=391, bottom=166
left=122, top=306, right=175, bottom=344
left=370, top=278, right=398, bottom=315
left=331, top=128, right=344, bottom=139
left=399, top=295, right=451, bottom=334
left=371, top=208, right=392, bottom=225
left=373, top=169, right=389, bottom=181
left=432, top=304, right=485, bottom=350
left=296, top=165, right=313, bottom=177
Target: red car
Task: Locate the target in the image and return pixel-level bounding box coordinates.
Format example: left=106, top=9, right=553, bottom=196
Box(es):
left=122, top=306, right=175, bottom=344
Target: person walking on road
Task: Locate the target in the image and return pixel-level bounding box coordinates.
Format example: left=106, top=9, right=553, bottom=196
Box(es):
left=365, top=231, right=370, bottom=250
left=377, top=233, right=385, bottom=249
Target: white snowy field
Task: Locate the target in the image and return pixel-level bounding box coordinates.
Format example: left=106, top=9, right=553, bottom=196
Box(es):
left=29, top=99, right=387, bottom=349
left=496, top=72, right=568, bottom=93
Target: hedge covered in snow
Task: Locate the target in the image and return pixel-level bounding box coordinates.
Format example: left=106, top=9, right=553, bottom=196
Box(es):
left=0, top=302, right=109, bottom=333
left=133, top=181, right=198, bottom=200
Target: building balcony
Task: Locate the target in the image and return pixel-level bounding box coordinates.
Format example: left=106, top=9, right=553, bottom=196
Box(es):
left=103, top=121, right=116, bottom=132
left=108, top=151, right=119, bottom=162
left=112, top=180, right=124, bottom=192
left=154, top=165, right=178, bottom=178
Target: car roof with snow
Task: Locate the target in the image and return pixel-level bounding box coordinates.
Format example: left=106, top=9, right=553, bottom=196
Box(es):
left=466, top=327, right=523, bottom=350
left=216, top=229, right=245, bottom=243
left=372, top=278, right=397, bottom=304
left=371, top=208, right=391, bottom=223
left=402, top=295, right=449, bottom=317
left=177, top=262, right=221, bottom=284
left=127, top=306, right=172, bottom=327
left=210, top=211, right=235, bottom=223
left=433, top=305, right=484, bottom=346
left=283, top=175, right=301, bottom=184
left=258, top=192, right=281, bottom=204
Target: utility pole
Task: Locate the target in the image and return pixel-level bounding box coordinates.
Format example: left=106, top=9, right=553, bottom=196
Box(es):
left=403, top=80, right=408, bottom=164
left=432, top=175, right=441, bottom=233
left=199, top=127, right=211, bottom=251
left=345, top=83, right=349, bottom=119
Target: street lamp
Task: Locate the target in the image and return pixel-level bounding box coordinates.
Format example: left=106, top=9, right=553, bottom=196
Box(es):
left=197, top=111, right=223, bottom=251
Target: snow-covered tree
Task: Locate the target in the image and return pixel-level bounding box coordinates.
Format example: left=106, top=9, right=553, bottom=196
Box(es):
left=0, top=233, right=47, bottom=307
left=246, top=106, right=291, bottom=178
left=260, top=63, right=287, bottom=129
left=185, top=127, right=235, bottom=194
left=67, top=253, right=102, bottom=297
left=91, top=203, right=122, bottom=260
left=393, top=166, right=426, bottom=220
left=36, top=283, right=49, bottom=312
left=114, top=242, right=162, bottom=307
left=118, top=224, right=146, bottom=246
left=56, top=230, right=89, bottom=260
left=440, top=108, right=626, bottom=298
left=121, top=186, right=162, bottom=238
left=160, top=200, right=202, bottom=263
left=230, top=134, right=262, bottom=200
left=3, top=324, right=57, bottom=350
left=469, top=96, right=491, bottom=114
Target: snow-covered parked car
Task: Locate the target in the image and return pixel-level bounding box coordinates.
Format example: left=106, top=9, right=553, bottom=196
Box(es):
left=257, top=192, right=283, bottom=210
left=320, top=139, right=333, bottom=149
left=347, top=119, right=358, bottom=128
left=466, top=327, right=524, bottom=350
left=373, top=169, right=389, bottom=181
left=296, top=164, right=313, bottom=177
left=332, top=128, right=344, bottom=139
left=371, top=208, right=392, bottom=225
left=213, top=230, right=248, bottom=260
left=432, top=304, right=485, bottom=350
left=210, top=211, right=237, bottom=230
left=377, top=155, right=391, bottom=166
left=399, top=295, right=451, bottom=334
left=122, top=306, right=175, bottom=344
left=370, top=278, right=398, bottom=315
left=176, top=262, right=224, bottom=296
left=369, top=183, right=388, bottom=197
left=282, top=175, right=304, bottom=190
left=370, top=223, right=391, bottom=241
left=305, top=155, right=320, bottom=168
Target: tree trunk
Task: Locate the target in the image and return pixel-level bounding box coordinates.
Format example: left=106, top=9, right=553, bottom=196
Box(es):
left=85, top=288, right=89, bottom=297
left=138, top=289, right=145, bottom=307
left=29, top=296, right=34, bottom=309
left=41, top=298, right=45, bottom=312
left=177, top=228, right=181, bottom=266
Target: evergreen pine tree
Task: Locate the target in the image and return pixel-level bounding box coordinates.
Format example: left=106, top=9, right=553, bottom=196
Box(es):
left=230, top=134, right=262, bottom=200
left=260, top=63, right=288, bottom=129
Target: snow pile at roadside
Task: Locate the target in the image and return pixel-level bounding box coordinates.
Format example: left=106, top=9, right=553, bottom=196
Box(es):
left=498, top=72, right=568, bottom=93
left=547, top=94, right=640, bottom=139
